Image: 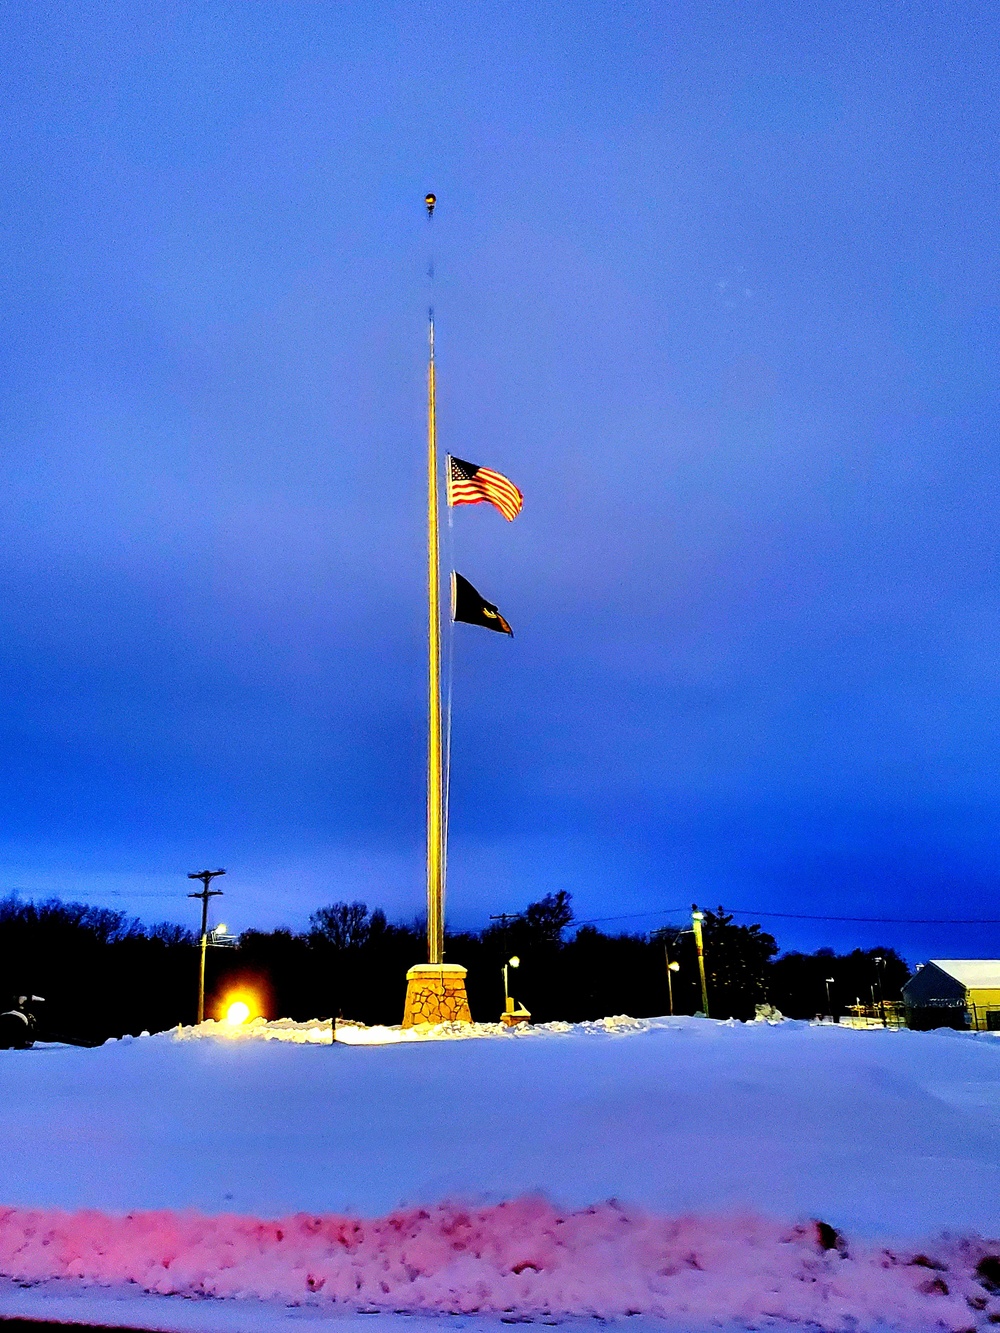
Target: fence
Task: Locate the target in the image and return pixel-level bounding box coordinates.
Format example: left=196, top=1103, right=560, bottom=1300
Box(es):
left=904, top=1001, right=1000, bottom=1032
left=840, top=1001, right=906, bottom=1029
left=821, top=1000, right=1000, bottom=1032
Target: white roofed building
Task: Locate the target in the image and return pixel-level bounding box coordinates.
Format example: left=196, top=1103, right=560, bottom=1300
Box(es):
left=903, top=960, right=1000, bottom=1031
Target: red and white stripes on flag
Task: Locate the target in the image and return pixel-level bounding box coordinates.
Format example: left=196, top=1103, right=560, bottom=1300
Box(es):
left=446, top=455, right=523, bottom=522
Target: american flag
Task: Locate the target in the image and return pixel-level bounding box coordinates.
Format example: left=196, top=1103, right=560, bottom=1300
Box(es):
left=446, top=455, right=523, bottom=521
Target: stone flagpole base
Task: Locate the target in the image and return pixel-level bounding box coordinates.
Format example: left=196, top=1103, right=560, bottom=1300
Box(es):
left=402, top=963, right=472, bottom=1027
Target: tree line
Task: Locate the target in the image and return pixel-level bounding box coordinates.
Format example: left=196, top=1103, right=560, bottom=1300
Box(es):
left=0, top=891, right=911, bottom=1044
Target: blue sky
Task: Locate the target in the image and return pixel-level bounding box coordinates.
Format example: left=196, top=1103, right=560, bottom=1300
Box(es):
left=2, top=1, right=999, bottom=959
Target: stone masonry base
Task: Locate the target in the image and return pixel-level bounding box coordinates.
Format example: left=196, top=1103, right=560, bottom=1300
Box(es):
left=402, top=963, right=472, bottom=1027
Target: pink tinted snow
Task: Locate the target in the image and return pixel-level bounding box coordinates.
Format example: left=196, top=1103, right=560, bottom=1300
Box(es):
left=1, top=1198, right=998, bottom=1330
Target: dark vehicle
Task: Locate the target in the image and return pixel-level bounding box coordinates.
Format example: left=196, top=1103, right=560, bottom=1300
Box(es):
left=0, top=995, right=44, bottom=1049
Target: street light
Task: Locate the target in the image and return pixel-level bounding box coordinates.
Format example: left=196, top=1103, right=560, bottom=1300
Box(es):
left=873, top=955, right=886, bottom=1025
left=825, top=977, right=835, bottom=1019
left=653, top=926, right=688, bottom=1016
left=667, top=959, right=680, bottom=1016
left=503, top=956, right=519, bottom=1014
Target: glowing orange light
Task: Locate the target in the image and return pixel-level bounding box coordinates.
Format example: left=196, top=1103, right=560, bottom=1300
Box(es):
left=212, top=984, right=266, bottom=1026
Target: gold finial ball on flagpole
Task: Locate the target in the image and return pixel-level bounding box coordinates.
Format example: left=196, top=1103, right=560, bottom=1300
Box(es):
left=425, top=193, right=436, bottom=217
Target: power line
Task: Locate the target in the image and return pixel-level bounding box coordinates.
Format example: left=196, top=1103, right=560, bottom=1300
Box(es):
left=731, top=909, right=1000, bottom=925
left=575, top=908, right=688, bottom=926
left=574, top=906, right=1000, bottom=927
left=729, top=908, right=1000, bottom=925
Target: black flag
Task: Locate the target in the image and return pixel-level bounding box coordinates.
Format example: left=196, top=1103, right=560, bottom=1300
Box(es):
left=452, top=572, right=513, bottom=636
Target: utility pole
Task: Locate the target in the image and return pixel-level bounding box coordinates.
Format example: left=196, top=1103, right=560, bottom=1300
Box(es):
left=188, top=869, right=225, bottom=1024
left=691, top=905, right=709, bottom=1018
left=489, top=912, right=518, bottom=950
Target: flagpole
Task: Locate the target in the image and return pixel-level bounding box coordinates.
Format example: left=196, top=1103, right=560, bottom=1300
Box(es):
left=402, top=193, right=471, bottom=1027
left=426, top=308, right=445, bottom=966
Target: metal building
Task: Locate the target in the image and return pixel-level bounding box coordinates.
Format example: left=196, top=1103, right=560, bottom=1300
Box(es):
left=903, top=960, right=1000, bottom=1031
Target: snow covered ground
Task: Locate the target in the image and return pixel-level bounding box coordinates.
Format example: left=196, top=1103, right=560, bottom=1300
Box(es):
left=1, top=1016, right=998, bottom=1330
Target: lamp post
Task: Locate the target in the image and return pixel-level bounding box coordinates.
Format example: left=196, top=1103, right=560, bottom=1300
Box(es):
left=652, top=929, right=682, bottom=1016
left=667, top=957, right=680, bottom=1016
left=503, top=955, right=520, bottom=1016
left=188, top=869, right=225, bottom=1024
left=691, top=905, right=709, bottom=1018
left=825, top=977, right=835, bottom=1019
left=873, top=955, right=886, bottom=1025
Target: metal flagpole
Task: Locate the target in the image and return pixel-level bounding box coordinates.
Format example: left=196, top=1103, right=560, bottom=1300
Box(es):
left=425, top=200, right=444, bottom=966
left=402, top=192, right=470, bottom=1027
left=442, top=510, right=455, bottom=906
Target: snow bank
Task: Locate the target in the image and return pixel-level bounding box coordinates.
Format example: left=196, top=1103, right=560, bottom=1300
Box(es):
left=1, top=1198, right=998, bottom=1330
left=167, top=1011, right=1000, bottom=1046
left=174, top=1014, right=651, bottom=1045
